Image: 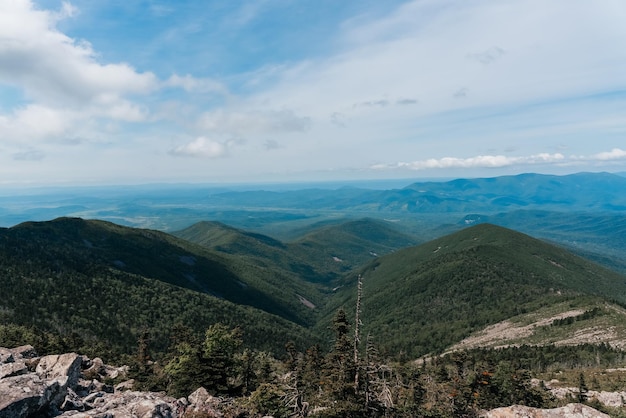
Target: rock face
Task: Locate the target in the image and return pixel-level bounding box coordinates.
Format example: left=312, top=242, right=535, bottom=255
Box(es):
left=480, top=403, right=610, bottom=418
left=0, top=346, right=82, bottom=418
left=0, top=346, right=178, bottom=418
left=0, top=346, right=231, bottom=418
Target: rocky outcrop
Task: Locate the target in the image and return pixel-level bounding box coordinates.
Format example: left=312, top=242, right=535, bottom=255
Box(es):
left=545, top=381, right=626, bottom=408
left=0, top=346, right=177, bottom=418
left=56, top=391, right=182, bottom=418
left=480, top=403, right=610, bottom=418
left=0, top=346, right=232, bottom=418
left=0, top=346, right=82, bottom=418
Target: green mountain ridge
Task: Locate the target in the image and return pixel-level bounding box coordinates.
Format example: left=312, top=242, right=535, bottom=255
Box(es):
left=5, top=217, right=323, bottom=324
left=320, top=223, right=626, bottom=359
left=2, top=217, right=626, bottom=370
left=174, top=217, right=419, bottom=283
left=460, top=210, right=626, bottom=274
left=173, top=220, right=327, bottom=284
left=0, top=217, right=322, bottom=359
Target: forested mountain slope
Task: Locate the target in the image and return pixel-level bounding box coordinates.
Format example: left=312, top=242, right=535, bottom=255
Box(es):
left=173, top=220, right=329, bottom=283
left=460, top=210, right=626, bottom=274
left=0, top=218, right=320, bottom=359
left=321, top=223, right=626, bottom=359
left=3, top=217, right=626, bottom=370
left=175, top=217, right=418, bottom=283
left=288, top=218, right=418, bottom=277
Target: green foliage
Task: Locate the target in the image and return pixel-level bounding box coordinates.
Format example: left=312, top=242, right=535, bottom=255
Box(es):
left=247, top=383, right=290, bottom=417
left=164, top=323, right=243, bottom=398
left=324, top=309, right=358, bottom=403
left=461, top=344, right=626, bottom=372
left=164, top=341, right=207, bottom=398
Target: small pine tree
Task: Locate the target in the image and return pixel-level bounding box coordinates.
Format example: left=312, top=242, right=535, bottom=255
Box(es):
left=578, top=372, right=589, bottom=403
left=164, top=323, right=242, bottom=397
left=322, top=308, right=364, bottom=416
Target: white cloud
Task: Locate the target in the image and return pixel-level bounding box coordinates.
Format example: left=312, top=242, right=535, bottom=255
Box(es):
left=170, top=137, right=229, bottom=158
left=197, top=109, right=310, bottom=136
left=453, top=88, right=468, bottom=98
left=149, top=4, right=175, bottom=17
left=103, top=101, right=149, bottom=122
left=467, top=46, right=506, bottom=65
left=164, top=74, right=228, bottom=95
left=0, top=0, right=162, bottom=148
left=0, top=104, right=75, bottom=142
left=250, top=0, right=626, bottom=125
left=264, top=139, right=280, bottom=150
left=399, top=153, right=566, bottom=170
left=588, top=148, right=626, bottom=161
left=372, top=149, right=626, bottom=172
left=223, top=0, right=626, bottom=179
left=2, top=0, right=626, bottom=184
left=55, top=1, right=79, bottom=20
left=354, top=100, right=390, bottom=108
left=13, top=149, right=45, bottom=161
left=0, top=0, right=158, bottom=106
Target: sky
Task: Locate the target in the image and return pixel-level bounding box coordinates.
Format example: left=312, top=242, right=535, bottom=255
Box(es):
left=1, top=0, right=626, bottom=186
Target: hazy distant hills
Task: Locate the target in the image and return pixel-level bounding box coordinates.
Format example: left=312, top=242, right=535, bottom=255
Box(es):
left=3, top=172, right=625, bottom=274
left=397, top=171, right=626, bottom=212
left=3, top=172, right=625, bottom=227
left=198, top=171, right=626, bottom=214
left=1, top=172, right=625, bottom=267
left=322, top=223, right=626, bottom=358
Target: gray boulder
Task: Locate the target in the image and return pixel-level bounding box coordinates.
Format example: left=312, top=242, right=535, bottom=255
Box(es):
left=57, top=391, right=181, bottom=418
left=480, top=403, right=610, bottom=417
left=0, top=352, right=82, bottom=418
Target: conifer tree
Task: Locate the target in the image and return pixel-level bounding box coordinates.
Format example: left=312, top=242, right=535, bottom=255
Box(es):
left=164, top=323, right=242, bottom=397
left=323, top=308, right=364, bottom=416
left=577, top=372, right=589, bottom=403
left=202, top=323, right=243, bottom=394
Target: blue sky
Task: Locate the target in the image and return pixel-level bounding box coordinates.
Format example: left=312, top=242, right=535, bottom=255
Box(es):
left=1, top=0, right=626, bottom=186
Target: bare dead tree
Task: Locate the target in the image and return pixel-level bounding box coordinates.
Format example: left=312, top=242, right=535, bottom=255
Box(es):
left=354, top=274, right=363, bottom=392
left=282, top=371, right=309, bottom=417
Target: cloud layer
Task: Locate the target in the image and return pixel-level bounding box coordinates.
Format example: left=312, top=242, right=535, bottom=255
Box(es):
left=1, top=0, right=625, bottom=184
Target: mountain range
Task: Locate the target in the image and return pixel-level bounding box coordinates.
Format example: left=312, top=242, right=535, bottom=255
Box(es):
left=2, top=210, right=626, bottom=363
left=2, top=172, right=626, bottom=276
